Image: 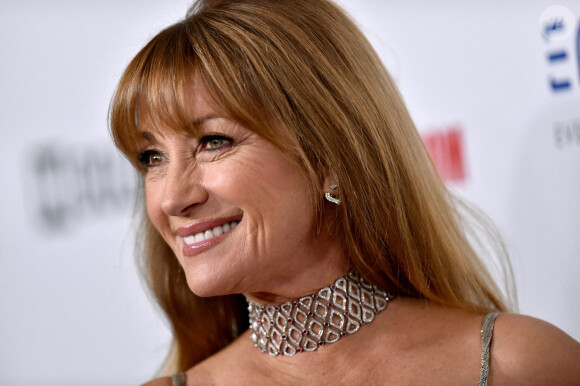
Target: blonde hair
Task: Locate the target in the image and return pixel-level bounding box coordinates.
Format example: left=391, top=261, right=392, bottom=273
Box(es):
left=110, top=0, right=513, bottom=373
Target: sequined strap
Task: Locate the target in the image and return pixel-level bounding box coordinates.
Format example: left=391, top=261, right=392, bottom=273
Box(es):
left=478, top=312, right=500, bottom=386
left=171, top=372, right=186, bottom=386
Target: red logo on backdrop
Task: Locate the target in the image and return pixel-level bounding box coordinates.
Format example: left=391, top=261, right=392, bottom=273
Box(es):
left=421, top=127, right=466, bottom=183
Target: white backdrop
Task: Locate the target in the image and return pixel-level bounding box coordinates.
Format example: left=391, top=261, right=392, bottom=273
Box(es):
left=1, top=1, right=578, bottom=384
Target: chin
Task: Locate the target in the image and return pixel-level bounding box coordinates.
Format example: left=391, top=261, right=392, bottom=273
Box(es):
left=183, top=270, right=239, bottom=298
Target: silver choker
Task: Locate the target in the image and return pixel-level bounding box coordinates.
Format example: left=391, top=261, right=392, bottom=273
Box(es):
left=246, top=270, right=393, bottom=356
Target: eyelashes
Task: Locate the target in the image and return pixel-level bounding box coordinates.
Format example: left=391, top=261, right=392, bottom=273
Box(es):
left=136, top=135, right=234, bottom=169
left=199, top=135, right=234, bottom=152
left=137, top=150, right=164, bottom=168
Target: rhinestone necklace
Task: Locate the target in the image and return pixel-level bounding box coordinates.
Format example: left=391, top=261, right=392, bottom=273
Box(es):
left=246, top=270, right=393, bottom=356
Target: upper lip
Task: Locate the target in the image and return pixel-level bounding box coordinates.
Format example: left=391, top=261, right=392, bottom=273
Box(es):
left=175, top=214, right=243, bottom=237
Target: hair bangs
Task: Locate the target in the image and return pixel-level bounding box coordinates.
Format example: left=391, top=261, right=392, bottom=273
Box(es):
left=110, top=22, right=200, bottom=170
left=184, top=9, right=310, bottom=158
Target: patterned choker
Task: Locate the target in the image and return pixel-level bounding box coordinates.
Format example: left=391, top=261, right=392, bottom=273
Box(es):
left=246, top=270, right=393, bottom=356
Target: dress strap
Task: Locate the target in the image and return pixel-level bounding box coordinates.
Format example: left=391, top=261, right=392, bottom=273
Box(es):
left=171, top=372, right=186, bottom=386
left=478, top=312, right=500, bottom=386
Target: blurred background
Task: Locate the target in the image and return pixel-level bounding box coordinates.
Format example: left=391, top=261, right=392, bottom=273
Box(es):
left=1, top=0, right=578, bottom=384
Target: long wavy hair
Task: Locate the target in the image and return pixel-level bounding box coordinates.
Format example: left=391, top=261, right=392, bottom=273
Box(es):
left=109, top=0, right=514, bottom=374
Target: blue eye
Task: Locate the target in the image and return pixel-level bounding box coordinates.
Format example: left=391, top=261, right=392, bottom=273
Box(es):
left=200, top=135, right=233, bottom=151
left=137, top=150, right=164, bottom=167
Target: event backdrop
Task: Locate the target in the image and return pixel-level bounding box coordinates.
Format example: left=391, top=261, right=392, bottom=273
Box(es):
left=1, top=1, right=579, bottom=384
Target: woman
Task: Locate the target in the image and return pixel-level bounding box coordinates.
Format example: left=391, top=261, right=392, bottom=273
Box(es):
left=110, top=0, right=580, bottom=384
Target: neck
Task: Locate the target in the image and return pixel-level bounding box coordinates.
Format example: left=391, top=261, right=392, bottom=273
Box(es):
left=243, top=242, right=349, bottom=305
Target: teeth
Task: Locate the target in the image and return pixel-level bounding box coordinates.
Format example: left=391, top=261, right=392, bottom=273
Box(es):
left=183, top=220, right=239, bottom=245
left=213, top=226, right=223, bottom=236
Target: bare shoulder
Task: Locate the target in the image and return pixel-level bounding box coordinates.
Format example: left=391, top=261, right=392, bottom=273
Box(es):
left=490, top=313, right=580, bottom=384
left=140, top=376, right=172, bottom=386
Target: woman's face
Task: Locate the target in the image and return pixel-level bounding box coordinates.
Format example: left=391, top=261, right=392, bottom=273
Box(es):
left=138, top=81, right=344, bottom=300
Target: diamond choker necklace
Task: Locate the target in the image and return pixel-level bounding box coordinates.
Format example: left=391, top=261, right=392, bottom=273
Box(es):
left=246, top=270, right=393, bottom=356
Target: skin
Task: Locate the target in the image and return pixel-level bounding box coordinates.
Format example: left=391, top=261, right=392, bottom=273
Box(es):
left=140, top=81, right=580, bottom=385
left=139, top=80, right=347, bottom=304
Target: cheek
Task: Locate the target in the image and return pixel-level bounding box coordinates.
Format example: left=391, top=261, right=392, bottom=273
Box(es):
left=144, top=180, right=168, bottom=232
left=201, top=150, right=314, bottom=232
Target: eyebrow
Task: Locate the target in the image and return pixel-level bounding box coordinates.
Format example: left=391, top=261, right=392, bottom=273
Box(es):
left=139, top=114, right=222, bottom=142
left=191, top=114, right=220, bottom=126
left=141, top=131, right=156, bottom=142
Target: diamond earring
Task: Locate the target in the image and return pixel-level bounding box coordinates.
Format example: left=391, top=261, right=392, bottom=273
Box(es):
left=325, top=183, right=340, bottom=205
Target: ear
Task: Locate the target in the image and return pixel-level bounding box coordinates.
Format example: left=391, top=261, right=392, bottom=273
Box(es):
left=322, top=170, right=338, bottom=193
left=322, top=171, right=341, bottom=205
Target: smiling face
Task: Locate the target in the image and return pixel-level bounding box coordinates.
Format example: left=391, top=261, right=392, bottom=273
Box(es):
left=138, top=80, right=346, bottom=302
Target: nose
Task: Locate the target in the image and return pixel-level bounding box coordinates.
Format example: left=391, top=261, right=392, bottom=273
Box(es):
left=160, top=159, right=209, bottom=217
